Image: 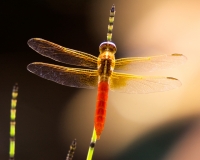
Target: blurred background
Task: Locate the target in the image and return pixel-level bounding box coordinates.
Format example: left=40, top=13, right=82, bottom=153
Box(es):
left=1, top=0, right=200, bottom=159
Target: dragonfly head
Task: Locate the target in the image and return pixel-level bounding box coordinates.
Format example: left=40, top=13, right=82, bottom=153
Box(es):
left=99, top=41, right=117, bottom=54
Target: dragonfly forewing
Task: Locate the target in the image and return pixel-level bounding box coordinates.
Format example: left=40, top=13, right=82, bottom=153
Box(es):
left=27, top=62, right=98, bottom=89
left=115, top=54, right=186, bottom=73
left=110, top=72, right=181, bottom=94
left=28, top=38, right=98, bottom=69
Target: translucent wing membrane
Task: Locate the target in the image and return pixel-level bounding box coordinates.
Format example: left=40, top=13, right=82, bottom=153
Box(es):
left=27, top=62, right=98, bottom=89
left=27, top=39, right=184, bottom=93
left=28, top=38, right=98, bottom=68
left=115, top=54, right=186, bottom=73
left=110, top=72, right=181, bottom=94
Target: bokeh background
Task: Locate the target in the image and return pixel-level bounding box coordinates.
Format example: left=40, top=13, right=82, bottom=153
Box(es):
left=1, top=0, right=200, bottom=159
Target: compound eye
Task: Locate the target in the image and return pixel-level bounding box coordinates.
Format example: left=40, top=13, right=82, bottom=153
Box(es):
left=99, top=42, right=117, bottom=53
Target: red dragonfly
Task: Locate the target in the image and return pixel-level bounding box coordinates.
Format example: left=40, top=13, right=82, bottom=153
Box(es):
left=27, top=5, right=186, bottom=139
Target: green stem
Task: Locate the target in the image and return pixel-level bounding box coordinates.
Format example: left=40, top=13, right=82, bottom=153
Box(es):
left=9, top=83, right=18, bottom=160
left=86, top=127, right=97, bottom=160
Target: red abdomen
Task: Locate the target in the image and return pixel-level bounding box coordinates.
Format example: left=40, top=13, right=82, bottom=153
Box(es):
left=94, top=81, right=109, bottom=139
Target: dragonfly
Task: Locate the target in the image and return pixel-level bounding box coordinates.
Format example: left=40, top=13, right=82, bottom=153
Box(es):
left=27, top=5, right=186, bottom=140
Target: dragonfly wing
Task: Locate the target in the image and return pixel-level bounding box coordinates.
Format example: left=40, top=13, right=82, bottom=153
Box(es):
left=110, top=72, right=181, bottom=94
left=115, top=54, right=186, bottom=73
left=28, top=38, right=98, bottom=69
left=27, top=62, right=98, bottom=89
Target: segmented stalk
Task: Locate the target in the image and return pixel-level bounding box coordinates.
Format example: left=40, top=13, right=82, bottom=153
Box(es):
left=107, top=4, right=116, bottom=41
left=86, top=127, right=97, bottom=160
left=9, top=83, right=19, bottom=160
left=66, top=139, right=77, bottom=160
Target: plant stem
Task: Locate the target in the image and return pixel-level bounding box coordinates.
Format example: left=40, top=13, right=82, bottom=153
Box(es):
left=9, top=83, right=18, bottom=160
left=86, top=127, right=97, bottom=160
left=66, top=139, right=77, bottom=160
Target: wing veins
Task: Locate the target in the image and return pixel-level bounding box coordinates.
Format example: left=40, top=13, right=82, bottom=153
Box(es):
left=28, top=38, right=98, bottom=68
left=115, top=54, right=186, bottom=73
left=110, top=72, right=181, bottom=94
left=27, top=62, right=98, bottom=89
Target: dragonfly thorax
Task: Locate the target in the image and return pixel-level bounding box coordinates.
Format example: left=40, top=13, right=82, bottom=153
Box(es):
left=99, top=41, right=117, bottom=54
